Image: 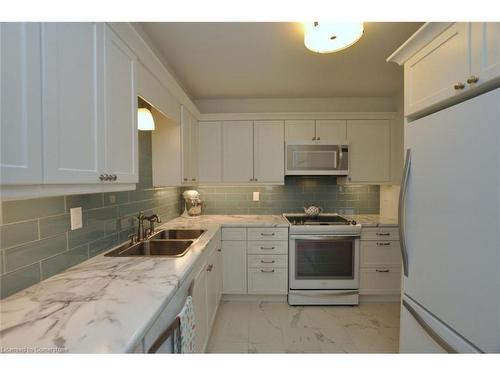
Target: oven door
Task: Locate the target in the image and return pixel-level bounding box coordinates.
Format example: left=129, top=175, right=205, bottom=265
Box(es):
left=289, top=235, right=359, bottom=290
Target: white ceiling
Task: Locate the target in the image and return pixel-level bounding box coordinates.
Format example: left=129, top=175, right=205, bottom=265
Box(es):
left=139, top=22, right=422, bottom=100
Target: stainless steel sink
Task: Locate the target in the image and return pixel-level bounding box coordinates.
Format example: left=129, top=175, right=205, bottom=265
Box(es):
left=105, top=240, right=193, bottom=257
left=148, top=229, right=206, bottom=240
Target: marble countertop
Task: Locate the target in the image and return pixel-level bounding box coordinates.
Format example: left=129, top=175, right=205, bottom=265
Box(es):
left=346, top=214, right=398, bottom=227
left=0, top=215, right=287, bottom=353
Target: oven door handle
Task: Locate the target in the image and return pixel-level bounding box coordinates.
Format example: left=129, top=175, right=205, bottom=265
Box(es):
left=290, top=235, right=360, bottom=241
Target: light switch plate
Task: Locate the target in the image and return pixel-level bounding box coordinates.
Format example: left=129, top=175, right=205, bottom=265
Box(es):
left=70, top=207, right=83, bottom=230
left=253, top=192, right=260, bottom=201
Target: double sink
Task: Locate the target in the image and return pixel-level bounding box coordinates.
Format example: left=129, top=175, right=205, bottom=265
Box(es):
left=105, top=229, right=206, bottom=258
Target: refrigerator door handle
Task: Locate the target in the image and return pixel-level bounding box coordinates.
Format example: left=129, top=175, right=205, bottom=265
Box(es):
left=402, top=300, right=457, bottom=353
left=398, top=148, right=411, bottom=276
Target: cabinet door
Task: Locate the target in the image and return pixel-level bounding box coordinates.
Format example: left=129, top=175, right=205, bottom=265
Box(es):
left=216, top=246, right=223, bottom=304
left=198, top=121, right=222, bottom=182
left=190, top=115, right=199, bottom=184
left=405, top=23, right=470, bottom=116
left=222, top=241, right=247, bottom=294
left=206, top=249, right=218, bottom=328
left=42, top=23, right=104, bottom=184
left=284, top=120, right=315, bottom=141
left=347, top=120, right=391, bottom=183
left=254, top=120, right=284, bottom=183
left=192, top=265, right=208, bottom=353
left=104, top=26, right=138, bottom=183
left=222, top=121, right=254, bottom=183
left=1, top=23, right=43, bottom=185
left=471, top=22, right=500, bottom=86
left=180, top=106, right=191, bottom=184
left=315, top=120, right=347, bottom=141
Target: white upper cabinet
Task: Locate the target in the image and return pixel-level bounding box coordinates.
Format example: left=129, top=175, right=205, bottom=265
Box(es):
left=398, top=22, right=500, bottom=117
left=405, top=23, right=470, bottom=116
left=42, top=23, right=105, bottom=184
left=181, top=106, right=198, bottom=184
left=253, top=120, right=284, bottom=183
left=222, top=121, right=254, bottom=183
left=1, top=23, right=43, bottom=185
left=284, top=120, right=315, bottom=141
left=470, top=22, right=500, bottom=86
left=198, top=121, right=222, bottom=183
left=347, top=120, right=391, bottom=183
left=315, top=120, right=347, bottom=141
left=104, top=25, right=138, bottom=183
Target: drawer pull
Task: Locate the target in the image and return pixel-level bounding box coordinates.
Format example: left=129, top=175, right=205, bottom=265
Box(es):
left=260, top=246, right=276, bottom=250
left=376, top=232, right=391, bottom=236
left=261, top=260, right=275, bottom=264
left=207, top=264, right=214, bottom=272
left=261, top=269, right=275, bottom=273
left=376, top=242, right=391, bottom=246
left=260, top=232, right=275, bottom=236
left=376, top=269, right=390, bottom=273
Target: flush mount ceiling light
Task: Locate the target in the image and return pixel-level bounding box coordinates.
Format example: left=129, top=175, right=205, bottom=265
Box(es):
left=137, top=107, right=155, bottom=131
left=304, top=22, right=364, bottom=53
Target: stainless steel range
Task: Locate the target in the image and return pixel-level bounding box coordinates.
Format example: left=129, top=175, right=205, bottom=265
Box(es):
left=283, top=213, right=362, bottom=306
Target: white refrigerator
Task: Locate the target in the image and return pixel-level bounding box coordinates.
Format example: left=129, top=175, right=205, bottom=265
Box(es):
left=398, top=87, right=500, bottom=353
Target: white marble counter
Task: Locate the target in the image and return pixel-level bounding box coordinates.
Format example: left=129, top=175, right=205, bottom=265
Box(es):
left=0, top=215, right=287, bottom=353
left=346, top=214, right=398, bottom=227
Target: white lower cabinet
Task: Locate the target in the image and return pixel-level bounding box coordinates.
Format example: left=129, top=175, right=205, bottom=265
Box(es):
left=359, top=226, right=402, bottom=296
left=221, top=240, right=247, bottom=294
left=248, top=268, right=287, bottom=295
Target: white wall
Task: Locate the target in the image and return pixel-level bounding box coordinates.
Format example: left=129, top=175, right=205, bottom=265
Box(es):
left=194, top=97, right=396, bottom=114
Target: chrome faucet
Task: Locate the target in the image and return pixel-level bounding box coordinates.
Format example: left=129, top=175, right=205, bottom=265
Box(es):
left=136, top=211, right=161, bottom=241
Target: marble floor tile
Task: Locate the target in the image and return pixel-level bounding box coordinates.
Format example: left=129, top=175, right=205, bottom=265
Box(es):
left=206, top=301, right=401, bottom=354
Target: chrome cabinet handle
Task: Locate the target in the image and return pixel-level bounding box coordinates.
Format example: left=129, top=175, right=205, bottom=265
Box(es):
left=183, top=178, right=188, bottom=181
left=312, top=137, right=316, bottom=140
left=192, top=178, right=196, bottom=181
left=217, top=248, right=221, bottom=252
left=398, top=148, right=411, bottom=277
left=260, top=246, right=275, bottom=250
left=376, top=242, right=391, bottom=246
left=207, top=264, right=213, bottom=272
left=260, top=269, right=275, bottom=273
left=317, top=137, right=320, bottom=140
left=260, top=233, right=275, bottom=236
left=466, top=75, right=479, bottom=84
left=260, top=260, right=275, bottom=264
left=454, top=82, right=465, bottom=90
left=376, top=232, right=391, bottom=236
left=376, top=269, right=390, bottom=273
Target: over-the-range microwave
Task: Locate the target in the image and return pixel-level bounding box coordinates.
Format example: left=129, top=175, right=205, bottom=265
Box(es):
left=285, top=141, right=349, bottom=175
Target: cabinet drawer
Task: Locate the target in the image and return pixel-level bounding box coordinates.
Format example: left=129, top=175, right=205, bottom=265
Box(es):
left=360, top=267, right=401, bottom=295
left=361, top=227, right=399, bottom=241
left=248, top=254, right=288, bottom=268
left=247, top=240, right=288, bottom=255
left=247, top=268, right=288, bottom=295
left=361, top=241, right=402, bottom=267
left=247, top=227, right=288, bottom=241
left=222, top=227, right=247, bottom=241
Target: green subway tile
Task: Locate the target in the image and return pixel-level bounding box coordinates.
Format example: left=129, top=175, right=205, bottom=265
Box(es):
left=118, top=200, right=154, bottom=217
left=4, top=234, right=67, bottom=273
left=68, top=221, right=105, bottom=249
left=0, top=263, right=41, bottom=299
left=1, top=197, right=65, bottom=224
left=89, top=233, right=120, bottom=256
left=87, top=206, right=118, bottom=222
left=39, top=214, right=71, bottom=239
left=66, top=193, right=103, bottom=211
left=41, top=244, right=89, bottom=280
left=0, top=249, right=4, bottom=274
left=129, top=189, right=155, bottom=202
left=104, top=191, right=129, bottom=206
left=0, top=220, right=38, bottom=249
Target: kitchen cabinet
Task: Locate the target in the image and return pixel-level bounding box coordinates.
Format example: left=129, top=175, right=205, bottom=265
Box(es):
left=198, top=121, right=222, bottom=183
left=0, top=23, right=43, bottom=185
left=206, top=247, right=220, bottom=329
left=221, top=240, right=247, bottom=294
left=104, top=25, right=138, bottom=183
left=192, top=262, right=208, bottom=352
left=346, top=120, right=391, bottom=183
left=253, top=120, right=284, bottom=183
left=401, top=22, right=500, bottom=117
left=222, top=121, right=254, bottom=183
left=42, top=23, right=105, bottom=184
left=181, top=106, right=199, bottom=184
left=285, top=119, right=346, bottom=142
left=470, top=22, right=500, bottom=87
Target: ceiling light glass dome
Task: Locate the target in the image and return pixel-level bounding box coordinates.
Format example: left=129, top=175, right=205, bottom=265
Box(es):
left=304, top=22, right=364, bottom=53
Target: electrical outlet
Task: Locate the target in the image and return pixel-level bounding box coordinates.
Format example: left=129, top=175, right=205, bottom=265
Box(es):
left=253, top=192, right=260, bottom=201
left=70, top=207, right=83, bottom=230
